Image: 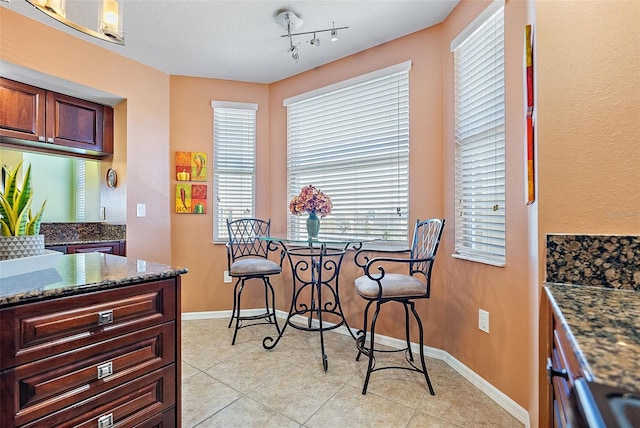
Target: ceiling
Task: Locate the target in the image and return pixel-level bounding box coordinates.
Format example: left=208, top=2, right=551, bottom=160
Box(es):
left=2, top=0, right=460, bottom=84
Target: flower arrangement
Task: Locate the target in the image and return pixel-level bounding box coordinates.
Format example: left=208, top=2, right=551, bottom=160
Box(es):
left=289, top=185, right=332, bottom=218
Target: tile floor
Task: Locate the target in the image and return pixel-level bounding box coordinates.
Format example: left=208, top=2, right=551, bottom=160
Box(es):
left=181, top=317, right=524, bottom=427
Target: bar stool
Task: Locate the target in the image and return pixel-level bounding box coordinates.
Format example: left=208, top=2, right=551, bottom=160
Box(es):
left=353, top=218, right=445, bottom=394
left=226, top=218, right=281, bottom=345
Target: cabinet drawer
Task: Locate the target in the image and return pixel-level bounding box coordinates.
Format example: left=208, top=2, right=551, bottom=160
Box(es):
left=134, top=407, right=176, bottom=428
left=67, top=242, right=121, bottom=255
left=2, top=322, right=174, bottom=426
left=20, top=365, right=176, bottom=428
left=0, top=280, right=176, bottom=369
left=552, top=316, right=582, bottom=385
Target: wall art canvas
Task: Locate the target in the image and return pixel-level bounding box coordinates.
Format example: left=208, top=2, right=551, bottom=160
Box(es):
left=190, top=152, right=207, bottom=182
left=176, top=151, right=192, bottom=181
left=525, top=24, right=535, bottom=204
left=176, top=184, right=207, bottom=214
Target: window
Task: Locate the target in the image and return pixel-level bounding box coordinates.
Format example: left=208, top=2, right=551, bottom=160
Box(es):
left=451, top=0, right=506, bottom=266
left=212, top=101, right=257, bottom=242
left=285, top=62, right=410, bottom=242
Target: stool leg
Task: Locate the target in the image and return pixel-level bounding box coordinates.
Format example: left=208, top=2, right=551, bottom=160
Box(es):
left=409, top=301, right=435, bottom=395
left=228, top=278, right=240, bottom=328
left=403, top=301, right=414, bottom=361
left=264, top=277, right=281, bottom=334
left=362, top=300, right=382, bottom=395
left=231, top=279, right=245, bottom=345
left=356, top=300, right=374, bottom=361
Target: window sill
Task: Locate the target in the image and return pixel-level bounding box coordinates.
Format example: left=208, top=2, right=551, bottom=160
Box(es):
left=452, top=253, right=505, bottom=267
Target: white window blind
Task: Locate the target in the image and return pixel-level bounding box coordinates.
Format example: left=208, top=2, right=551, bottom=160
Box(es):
left=286, top=62, right=410, bottom=242
left=212, top=101, right=257, bottom=242
left=451, top=1, right=506, bottom=266
left=74, top=159, right=85, bottom=222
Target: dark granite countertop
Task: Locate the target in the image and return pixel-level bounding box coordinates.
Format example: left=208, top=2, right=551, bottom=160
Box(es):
left=545, top=283, right=639, bottom=392
left=0, top=253, right=187, bottom=308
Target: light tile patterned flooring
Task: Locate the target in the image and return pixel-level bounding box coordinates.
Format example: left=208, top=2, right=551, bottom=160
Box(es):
left=181, top=318, right=524, bottom=427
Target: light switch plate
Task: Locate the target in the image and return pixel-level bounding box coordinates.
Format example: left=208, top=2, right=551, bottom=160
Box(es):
left=136, top=203, right=146, bottom=217
left=479, top=309, right=490, bottom=333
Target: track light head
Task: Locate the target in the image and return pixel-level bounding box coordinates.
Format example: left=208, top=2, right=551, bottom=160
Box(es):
left=309, top=33, right=320, bottom=46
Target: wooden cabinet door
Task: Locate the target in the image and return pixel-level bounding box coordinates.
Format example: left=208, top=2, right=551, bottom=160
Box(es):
left=0, top=78, right=46, bottom=142
left=46, top=91, right=104, bottom=153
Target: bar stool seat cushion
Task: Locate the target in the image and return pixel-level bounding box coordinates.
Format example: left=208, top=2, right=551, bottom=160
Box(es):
left=355, top=274, right=427, bottom=299
left=230, top=258, right=282, bottom=276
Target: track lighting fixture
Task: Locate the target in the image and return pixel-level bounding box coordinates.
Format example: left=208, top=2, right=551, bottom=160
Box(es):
left=275, top=10, right=347, bottom=63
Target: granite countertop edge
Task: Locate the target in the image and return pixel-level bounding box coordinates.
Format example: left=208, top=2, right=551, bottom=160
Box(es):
left=0, top=268, right=188, bottom=308
left=544, top=282, right=639, bottom=392
left=0, top=254, right=188, bottom=308
left=45, top=238, right=126, bottom=246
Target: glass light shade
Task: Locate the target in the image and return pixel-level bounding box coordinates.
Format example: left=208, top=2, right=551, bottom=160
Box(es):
left=101, top=0, right=120, bottom=36
left=44, top=0, right=66, bottom=17
left=26, top=0, right=124, bottom=44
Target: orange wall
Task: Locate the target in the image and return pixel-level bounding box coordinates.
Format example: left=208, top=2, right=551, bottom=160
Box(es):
left=535, top=1, right=640, bottom=426
left=440, top=0, right=534, bottom=418
left=536, top=1, right=640, bottom=234
left=169, top=76, right=270, bottom=312
left=0, top=8, right=172, bottom=265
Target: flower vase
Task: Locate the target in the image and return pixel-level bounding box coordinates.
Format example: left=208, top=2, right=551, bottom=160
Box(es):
left=306, top=211, right=320, bottom=239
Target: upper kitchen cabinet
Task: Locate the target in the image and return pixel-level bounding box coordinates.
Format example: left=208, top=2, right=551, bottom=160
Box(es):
left=0, top=78, right=113, bottom=159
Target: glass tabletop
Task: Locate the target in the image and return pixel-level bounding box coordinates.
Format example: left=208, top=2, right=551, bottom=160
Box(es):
left=257, top=235, right=378, bottom=246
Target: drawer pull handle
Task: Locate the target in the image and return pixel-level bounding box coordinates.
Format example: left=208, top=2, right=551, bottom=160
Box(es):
left=97, top=413, right=114, bottom=428
left=98, top=310, right=114, bottom=325
left=546, top=357, right=568, bottom=381
left=97, top=361, right=113, bottom=379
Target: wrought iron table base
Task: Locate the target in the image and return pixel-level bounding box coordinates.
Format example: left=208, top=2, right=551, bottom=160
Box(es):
left=262, top=242, right=358, bottom=372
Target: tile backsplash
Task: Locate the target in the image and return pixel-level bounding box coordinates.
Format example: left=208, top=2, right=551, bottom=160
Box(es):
left=546, top=235, right=639, bottom=291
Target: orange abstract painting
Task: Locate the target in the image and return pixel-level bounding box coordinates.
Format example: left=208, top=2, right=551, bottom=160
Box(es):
left=176, top=151, right=192, bottom=181
left=525, top=24, right=535, bottom=204
left=191, top=152, right=207, bottom=182
left=176, top=184, right=207, bottom=214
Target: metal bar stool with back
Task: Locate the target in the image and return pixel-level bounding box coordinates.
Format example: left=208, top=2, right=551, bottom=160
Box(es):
left=225, top=218, right=282, bottom=345
left=353, top=218, right=446, bottom=395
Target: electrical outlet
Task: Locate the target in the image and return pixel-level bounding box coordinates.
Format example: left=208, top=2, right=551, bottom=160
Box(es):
left=223, top=270, right=232, bottom=283
left=479, top=309, right=490, bottom=333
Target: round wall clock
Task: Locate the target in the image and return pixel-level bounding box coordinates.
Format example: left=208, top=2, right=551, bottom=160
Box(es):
left=106, top=168, right=118, bottom=188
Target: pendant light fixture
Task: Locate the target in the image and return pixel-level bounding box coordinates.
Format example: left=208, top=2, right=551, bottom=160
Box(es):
left=25, top=0, right=125, bottom=44
left=275, top=9, right=347, bottom=63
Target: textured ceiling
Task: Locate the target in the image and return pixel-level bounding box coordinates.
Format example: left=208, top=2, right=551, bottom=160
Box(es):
left=2, top=0, right=460, bottom=84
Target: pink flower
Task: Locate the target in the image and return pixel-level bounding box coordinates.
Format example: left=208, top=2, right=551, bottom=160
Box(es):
left=289, top=185, right=332, bottom=218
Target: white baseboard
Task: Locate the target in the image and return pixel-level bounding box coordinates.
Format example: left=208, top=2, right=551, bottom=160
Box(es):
left=182, top=310, right=530, bottom=427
